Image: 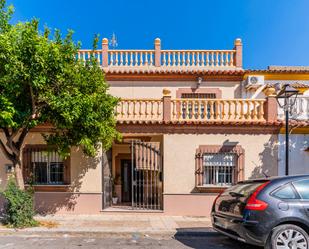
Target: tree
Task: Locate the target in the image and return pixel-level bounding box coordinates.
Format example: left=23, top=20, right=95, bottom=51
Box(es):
left=0, top=0, right=119, bottom=189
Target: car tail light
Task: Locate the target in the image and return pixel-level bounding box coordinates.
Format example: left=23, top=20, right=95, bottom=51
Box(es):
left=245, top=181, right=270, bottom=211
left=214, top=192, right=223, bottom=205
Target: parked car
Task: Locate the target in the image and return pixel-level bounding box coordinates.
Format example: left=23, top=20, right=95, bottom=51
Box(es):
left=211, top=175, right=309, bottom=249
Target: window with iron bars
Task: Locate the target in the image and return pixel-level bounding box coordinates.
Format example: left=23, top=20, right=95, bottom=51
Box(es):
left=203, top=152, right=236, bottom=187
left=30, top=150, right=64, bottom=185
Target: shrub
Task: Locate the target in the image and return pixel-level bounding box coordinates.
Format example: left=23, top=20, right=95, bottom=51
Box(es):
left=2, top=179, right=38, bottom=228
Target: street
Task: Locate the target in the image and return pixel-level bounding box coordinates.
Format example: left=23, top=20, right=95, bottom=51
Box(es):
left=0, top=234, right=261, bottom=249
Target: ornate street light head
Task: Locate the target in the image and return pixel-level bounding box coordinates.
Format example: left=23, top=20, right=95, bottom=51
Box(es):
left=276, top=84, right=299, bottom=99
left=275, top=83, right=299, bottom=110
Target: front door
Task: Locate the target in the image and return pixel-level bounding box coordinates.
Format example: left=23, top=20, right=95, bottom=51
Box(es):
left=121, top=159, right=132, bottom=203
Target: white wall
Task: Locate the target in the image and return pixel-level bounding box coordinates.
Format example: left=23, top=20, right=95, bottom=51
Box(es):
left=278, top=134, right=309, bottom=175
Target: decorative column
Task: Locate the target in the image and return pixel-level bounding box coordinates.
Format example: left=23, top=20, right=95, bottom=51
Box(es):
left=234, top=38, right=242, bottom=68
left=264, top=95, right=278, bottom=122
left=162, top=89, right=171, bottom=122
left=154, top=38, right=161, bottom=67
left=102, top=38, right=109, bottom=67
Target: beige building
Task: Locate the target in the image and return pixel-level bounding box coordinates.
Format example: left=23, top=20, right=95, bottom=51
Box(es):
left=0, top=39, right=308, bottom=216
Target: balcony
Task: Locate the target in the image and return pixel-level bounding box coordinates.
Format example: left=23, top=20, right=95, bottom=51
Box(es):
left=77, top=38, right=243, bottom=70
left=278, top=96, right=309, bottom=121
left=115, top=97, right=274, bottom=123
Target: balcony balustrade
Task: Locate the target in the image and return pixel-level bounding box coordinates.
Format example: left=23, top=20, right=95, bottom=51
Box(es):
left=116, top=98, right=269, bottom=123
left=278, top=96, right=309, bottom=121
left=77, top=38, right=243, bottom=69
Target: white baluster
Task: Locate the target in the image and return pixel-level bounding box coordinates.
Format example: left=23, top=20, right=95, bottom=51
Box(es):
left=182, top=52, right=185, bottom=66
left=120, top=51, right=123, bottom=66
left=220, top=52, right=224, bottom=66
left=186, top=52, right=190, bottom=66
left=201, top=52, right=205, bottom=66
left=172, top=52, right=176, bottom=66
left=145, top=51, right=148, bottom=65
left=125, top=52, right=128, bottom=66
left=110, top=52, right=114, bottom=65
left=150, top=52, right=153, bottom=65
left=206, top=52, right=209, bottom=66
left=140, top=51, right=143, bottom=66
left=115, top=51, right=118, bottom=66
left=230, top=51, right=234, bottom=66
left=168, top=52, right=171, bottom=66
left=162, top=52, right=166, bottom=66
left=192, top=52, right=195, bottom=66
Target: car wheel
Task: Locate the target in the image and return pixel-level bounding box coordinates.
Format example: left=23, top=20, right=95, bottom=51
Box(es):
left=266, top=224, right=309, bottom=249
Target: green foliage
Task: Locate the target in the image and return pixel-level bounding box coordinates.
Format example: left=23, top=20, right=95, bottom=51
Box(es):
left=2, top=179, right=38, bottom=228
left=0, top=0, right=120, bottom=158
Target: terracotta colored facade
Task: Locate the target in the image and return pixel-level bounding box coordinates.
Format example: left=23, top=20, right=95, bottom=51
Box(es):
left=0, top=39, right=308, bottom=216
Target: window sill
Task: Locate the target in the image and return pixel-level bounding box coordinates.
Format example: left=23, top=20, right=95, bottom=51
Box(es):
left=195, top=186, right=228, bottom=193
left=25, top=184, right=71, bottom=192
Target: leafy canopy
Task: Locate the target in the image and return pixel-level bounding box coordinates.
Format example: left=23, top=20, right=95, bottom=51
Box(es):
left=0, top=0, right=119, bottom=157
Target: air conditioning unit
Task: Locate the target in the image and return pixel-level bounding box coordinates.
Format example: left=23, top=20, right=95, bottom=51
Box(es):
left=245, top=75, right=265, bottom=90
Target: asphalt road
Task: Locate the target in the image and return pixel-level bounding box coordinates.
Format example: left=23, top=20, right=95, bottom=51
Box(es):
left=0, top=234, right=261, bottom=249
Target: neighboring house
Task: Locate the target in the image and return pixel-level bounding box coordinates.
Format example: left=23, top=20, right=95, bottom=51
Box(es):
left=0, top=39, right=308, bottom=216
left=243, top=67, right=309, bottom=176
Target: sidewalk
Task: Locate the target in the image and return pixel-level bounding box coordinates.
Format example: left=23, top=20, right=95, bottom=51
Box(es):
left=0, top=214, right=213, bottom=238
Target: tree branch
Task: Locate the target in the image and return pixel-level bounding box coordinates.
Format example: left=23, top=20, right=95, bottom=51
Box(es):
left=3, top=127, right=20, bottom=156
left=16, top=127, right=29, bottom=150
left=0, top=138, right=15, bottom=162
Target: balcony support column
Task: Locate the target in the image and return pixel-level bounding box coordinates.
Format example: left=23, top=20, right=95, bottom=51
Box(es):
left=154, top=38, right=161, bottom=67
left=234, top=38, right=242, bottom=68
left=162, top=89, right=171, bottom=122
left=264, top=96, right=278, bottom=122
left=102, top=38, right=109, bottom=67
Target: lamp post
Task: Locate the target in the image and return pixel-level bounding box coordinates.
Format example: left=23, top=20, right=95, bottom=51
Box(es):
left=275, top=84, right=299, bottom=176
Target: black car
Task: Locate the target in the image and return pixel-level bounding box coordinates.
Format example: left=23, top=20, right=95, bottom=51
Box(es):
left=211, top=175, right=309, bottom=249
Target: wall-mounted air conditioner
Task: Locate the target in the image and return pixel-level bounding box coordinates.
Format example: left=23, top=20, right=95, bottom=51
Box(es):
left=245, top=75, right=265, bottom=90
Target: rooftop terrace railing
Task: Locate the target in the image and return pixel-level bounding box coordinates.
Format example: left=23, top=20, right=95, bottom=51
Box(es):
left=77, top=38, right=243, bottom=69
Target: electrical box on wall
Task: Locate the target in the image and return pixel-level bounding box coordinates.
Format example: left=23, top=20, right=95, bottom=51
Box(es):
left=5, top=164, right=14, bottom=174
left=245, top=75, right=265, bottom=90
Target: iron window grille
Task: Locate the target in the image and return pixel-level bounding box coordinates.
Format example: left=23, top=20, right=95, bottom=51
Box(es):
left=203, top=152, right=236, bottom=187
left=31, top=150, right=64, bottom=185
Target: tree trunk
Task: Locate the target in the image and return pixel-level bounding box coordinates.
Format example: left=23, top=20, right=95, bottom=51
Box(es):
left=15, top=162, right=25, bottom=190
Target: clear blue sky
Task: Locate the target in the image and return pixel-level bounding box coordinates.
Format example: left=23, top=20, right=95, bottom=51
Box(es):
left=7, top=0, right=309, bottom=69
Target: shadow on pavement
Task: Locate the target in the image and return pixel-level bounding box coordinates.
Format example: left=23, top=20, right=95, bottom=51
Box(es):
left=174, top=228, right=262, bottom=249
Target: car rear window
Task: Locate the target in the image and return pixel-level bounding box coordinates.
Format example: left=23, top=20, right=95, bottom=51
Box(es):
left=273, top=184, right=298, bottom=199
left=293, top=179, right=309, bottom=199
left=221, top=181, right=267, bottom=198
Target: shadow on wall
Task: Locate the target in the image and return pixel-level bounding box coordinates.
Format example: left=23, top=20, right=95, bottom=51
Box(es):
left=34, top=147, right=101, bottom=215
left=249, top=134, right=278, bottom=179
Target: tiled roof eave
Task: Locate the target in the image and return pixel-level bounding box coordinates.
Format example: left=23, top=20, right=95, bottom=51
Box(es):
left=103, top=66, right=244, bottom=75
left=116, top=119, right=309, bottom=127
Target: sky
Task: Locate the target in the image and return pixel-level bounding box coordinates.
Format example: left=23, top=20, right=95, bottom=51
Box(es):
left=6, top=0, right=309, bottom=69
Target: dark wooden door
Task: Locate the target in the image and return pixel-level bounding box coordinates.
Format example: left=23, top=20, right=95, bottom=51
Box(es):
left=121, top=159, right=132, bottom=203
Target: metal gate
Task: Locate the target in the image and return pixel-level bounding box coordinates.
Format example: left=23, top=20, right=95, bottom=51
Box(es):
left=131, top=141, right=163, bottom=210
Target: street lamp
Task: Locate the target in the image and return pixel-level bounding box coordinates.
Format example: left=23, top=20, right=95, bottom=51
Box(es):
left=275, top=83, right=299, bottom=176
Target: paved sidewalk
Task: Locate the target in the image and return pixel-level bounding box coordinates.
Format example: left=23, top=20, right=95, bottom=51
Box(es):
left=0, top=214, right=212, bottom=237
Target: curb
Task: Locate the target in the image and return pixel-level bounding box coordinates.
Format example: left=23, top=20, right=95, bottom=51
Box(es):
left=0, top=228, right=215, bottom=238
